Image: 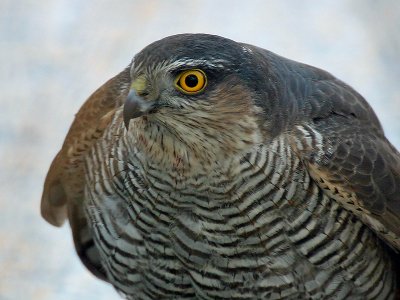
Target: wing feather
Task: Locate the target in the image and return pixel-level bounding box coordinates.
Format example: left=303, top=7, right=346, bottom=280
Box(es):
left=40, top=66, right=131, bottom=279
left=291, top=78, right=400, bottom=251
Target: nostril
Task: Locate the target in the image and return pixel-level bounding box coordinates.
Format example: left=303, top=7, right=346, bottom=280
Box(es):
left=138, top=91, right=149, bottom=97
left=148, top=107, right=158, bottom=114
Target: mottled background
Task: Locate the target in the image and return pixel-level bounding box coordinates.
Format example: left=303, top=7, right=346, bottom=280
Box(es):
left=1, top=1, right=399, bottom=299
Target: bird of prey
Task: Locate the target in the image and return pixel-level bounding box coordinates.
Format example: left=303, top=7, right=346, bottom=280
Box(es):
left=41, top=34, right=400, bottom=299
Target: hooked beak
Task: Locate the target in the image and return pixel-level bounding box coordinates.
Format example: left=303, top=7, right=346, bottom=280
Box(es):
left=123, top=89, right=155, bottom=129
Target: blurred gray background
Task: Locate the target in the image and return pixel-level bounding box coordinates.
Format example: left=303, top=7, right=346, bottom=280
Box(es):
left=1, top=1, right=399, bottom=299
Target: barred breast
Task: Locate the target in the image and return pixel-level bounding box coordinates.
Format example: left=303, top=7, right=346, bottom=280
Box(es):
left=84, top=117, right=397, bottom=300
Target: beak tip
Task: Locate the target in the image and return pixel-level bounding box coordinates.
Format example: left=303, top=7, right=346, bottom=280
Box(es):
left=123, top=108, right=132, bottom=130
left=123, top=119, right=130, bottom=130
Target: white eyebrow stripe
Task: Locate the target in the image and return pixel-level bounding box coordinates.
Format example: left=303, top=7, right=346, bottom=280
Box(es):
left=165, top=58, right=228, bottom=71
left=131, top=58, right=229, bottom=76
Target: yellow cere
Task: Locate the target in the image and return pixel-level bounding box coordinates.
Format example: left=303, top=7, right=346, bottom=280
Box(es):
left=175, top=69, right=207, bottom=94
left=130, top=76, right=147, bottom=95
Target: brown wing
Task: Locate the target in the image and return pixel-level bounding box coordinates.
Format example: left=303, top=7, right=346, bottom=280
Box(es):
left=291, top=78, right=400, bottom=251
left=41, top=66, right=131, bottom=279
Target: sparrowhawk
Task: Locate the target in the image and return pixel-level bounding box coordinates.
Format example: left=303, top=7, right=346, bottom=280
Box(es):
left=41, top=34, right=400, bottom=299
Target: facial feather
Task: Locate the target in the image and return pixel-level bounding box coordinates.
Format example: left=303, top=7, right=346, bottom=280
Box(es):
left=127, top=80, right=262, bottom=171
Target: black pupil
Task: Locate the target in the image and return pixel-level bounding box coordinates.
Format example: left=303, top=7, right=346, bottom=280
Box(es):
left=185, top=74, right=199, bottom=88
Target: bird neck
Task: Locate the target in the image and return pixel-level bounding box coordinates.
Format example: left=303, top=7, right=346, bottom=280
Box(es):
left=126, top=115, right=263, bottom=173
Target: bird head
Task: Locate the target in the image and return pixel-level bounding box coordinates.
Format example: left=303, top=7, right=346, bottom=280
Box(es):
left=123, top=34, right=276, bottom=169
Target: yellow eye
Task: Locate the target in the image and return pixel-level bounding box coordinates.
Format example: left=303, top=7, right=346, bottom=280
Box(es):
left=175, top=69, right=207, bottom=94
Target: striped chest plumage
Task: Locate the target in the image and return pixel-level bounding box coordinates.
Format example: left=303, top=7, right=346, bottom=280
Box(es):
left=84, top=120, right=397, bottom=300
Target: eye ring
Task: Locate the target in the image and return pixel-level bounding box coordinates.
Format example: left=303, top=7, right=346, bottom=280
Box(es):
left=175, top=69, right=207, bottom=94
